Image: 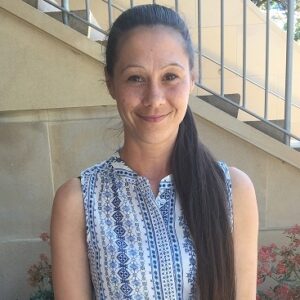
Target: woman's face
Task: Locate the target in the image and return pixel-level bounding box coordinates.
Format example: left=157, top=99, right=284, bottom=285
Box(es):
left=107, top=25, right=194, bottom=146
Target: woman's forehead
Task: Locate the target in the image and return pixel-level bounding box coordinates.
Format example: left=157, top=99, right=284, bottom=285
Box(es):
left=114, top=25, right=188, bottom=65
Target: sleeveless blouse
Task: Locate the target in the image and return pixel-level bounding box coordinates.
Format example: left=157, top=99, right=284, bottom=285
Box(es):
left=80, top=153, right=233, bottom=300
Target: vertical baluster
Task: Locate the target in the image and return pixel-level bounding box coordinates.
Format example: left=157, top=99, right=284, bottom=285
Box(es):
left=242, top=0, right=247, bottom=107
left=198, top=0, right=202, bottom=84
left=130, top=0, right=134, bottom=8
left=284, top=0, right=295, bottom=145
left=220, top=0, right=224, bottom=96
left=108, top=0, right=113, bottom=28
left=85, top=0, right=90, bottom=22
left=175, top=0, right=178, bottom=12
left=264, top=0, right=270, bottom=119
left=62, top=0, right=69, bottom=25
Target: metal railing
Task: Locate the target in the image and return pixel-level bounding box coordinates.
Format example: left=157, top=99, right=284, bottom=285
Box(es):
left=284, top=0, right=295, bottom=145
left=31, top=0, right=299, bottom=146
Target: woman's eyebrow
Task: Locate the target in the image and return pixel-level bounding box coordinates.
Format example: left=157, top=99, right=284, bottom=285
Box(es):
left=121, top=64, right=145, bottom=73
left=121, top=62, right=185, bottom=74
left=161, top=63, right=185, bottom=70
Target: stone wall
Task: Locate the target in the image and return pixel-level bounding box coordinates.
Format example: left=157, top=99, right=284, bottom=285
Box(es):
left=0, top=107, right=121, bottom=298
left=1, top=101, right=300, bottom=298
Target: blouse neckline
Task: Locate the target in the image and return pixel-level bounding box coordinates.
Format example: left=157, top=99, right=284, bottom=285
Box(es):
left=111, top=151, right=174, bottom=187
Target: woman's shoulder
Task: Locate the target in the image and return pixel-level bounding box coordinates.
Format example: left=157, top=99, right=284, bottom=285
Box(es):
left=228, top=167, right=256, bottom=203
left=228, top=166, right=258, bottom=231
left=52, top=178, right=84, bottom=227
left=53, top=154, right=119, bottom=211
left=54, top=178, right=82, bottom=204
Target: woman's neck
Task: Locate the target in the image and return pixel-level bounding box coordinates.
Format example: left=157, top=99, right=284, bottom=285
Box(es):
left=119, top=140, right=174, bottom=195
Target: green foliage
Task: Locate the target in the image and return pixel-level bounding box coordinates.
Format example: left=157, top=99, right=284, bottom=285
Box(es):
left=27, top=233, right=54, bottom=300
left=29, top=289, right=54, bottom=300
left=251, top=0, right=300, bottom=11
left=251, top=0, right=300, bottom=41
left=295, top=19, right=300, bottom=40
left=257, top=225, right=300, bottom=300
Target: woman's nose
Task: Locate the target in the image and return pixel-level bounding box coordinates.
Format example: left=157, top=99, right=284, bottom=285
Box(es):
left=142, top=82, right=165, bottom=107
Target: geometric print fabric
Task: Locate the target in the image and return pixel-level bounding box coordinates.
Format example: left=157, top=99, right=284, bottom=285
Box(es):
left=80, top=153, right=233, bottom=299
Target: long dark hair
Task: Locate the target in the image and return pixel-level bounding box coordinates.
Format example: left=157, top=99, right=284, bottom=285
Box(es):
left=105, top=4, right=235, bottom=299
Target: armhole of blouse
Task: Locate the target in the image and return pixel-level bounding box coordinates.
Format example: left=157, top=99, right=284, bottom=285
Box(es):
left=77, top=173, right=90, bottom=243
left=218, top=162, right=234, bottom=232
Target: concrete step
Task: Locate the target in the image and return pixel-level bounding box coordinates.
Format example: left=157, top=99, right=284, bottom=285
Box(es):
left=245, top=119, right=285, bottom=143
left=47, top=10, right=88, bottom=36
left=291, top=140, right=300, bottom=151
left=198, top=93, right=240, bottom=118
left=22, top=1, right=88, bottom=36
left=96, top=40, right=107, bottom=46
left=22, top=0, right=38, bottom=8
left=198, top=93, right=293, bottom=145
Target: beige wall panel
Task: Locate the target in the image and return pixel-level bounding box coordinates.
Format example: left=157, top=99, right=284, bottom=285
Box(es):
left=193, top=114, right=268, bottom=227
left=245, top=80, right=267, bottom=118
left=201, top=27, right=238, bottom=70
left=0, top=8, right=112, bottom=112
left=0, top=122, right=53, bottom=239
left=201, top=58, right=220, bottom=81
left=265, top=157, right=300, bottom=227
left=0, top=240, right=50, bottom=300
left=91, top=1, right=110, bottom=31
left=258, top=229, right=291, bottom=247
left=236, top=23, right=267, bottom=77
left=267, top=93, right=285, bottom=120
left=67, top=0, right=87, bottom=10
left=48, top=110, right=122, bottom=190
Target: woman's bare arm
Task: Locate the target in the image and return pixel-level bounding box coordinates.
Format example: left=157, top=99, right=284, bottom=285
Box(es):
left=50, top=178, right=93, bottom=300
left=230, top=167, right=259, bottom=300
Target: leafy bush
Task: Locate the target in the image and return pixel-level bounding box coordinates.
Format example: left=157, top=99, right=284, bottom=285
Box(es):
left=27, top=233, right=54, bottom=300
left=257, top=224, right=300, bottom=300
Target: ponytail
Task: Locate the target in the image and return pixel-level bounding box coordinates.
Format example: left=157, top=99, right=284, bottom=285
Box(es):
left=171, top=106, right=236, bottom=299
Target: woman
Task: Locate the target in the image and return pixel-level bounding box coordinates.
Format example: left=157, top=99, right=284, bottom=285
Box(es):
left=51, top=4, right=258, bottom=300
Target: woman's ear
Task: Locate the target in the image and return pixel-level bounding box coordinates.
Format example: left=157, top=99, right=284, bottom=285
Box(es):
left=190, top=70, right=196, bottom=93
left=105, top=67, right=115, bottom=100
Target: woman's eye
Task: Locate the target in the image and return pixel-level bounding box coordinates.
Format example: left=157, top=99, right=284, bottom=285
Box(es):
left=163, top=73, right=178, bottom=81
left=128, top=75, right=144, bottom=83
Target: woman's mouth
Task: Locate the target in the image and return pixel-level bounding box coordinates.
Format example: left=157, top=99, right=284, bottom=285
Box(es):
left=138, top=112, right=171, bottom=123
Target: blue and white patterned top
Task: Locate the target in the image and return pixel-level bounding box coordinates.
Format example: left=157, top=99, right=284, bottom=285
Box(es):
left=80, top=153, right=233, bottom=300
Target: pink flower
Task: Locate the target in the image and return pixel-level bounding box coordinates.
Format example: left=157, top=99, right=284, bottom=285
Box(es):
left=257, top=224, right=300, bottom=299
left=276, top=261, right=287, bottom=274
left=39, top=253, right=48, bottom=262
left=265, top=290, right=274, bottom=298
left=285, top=224, right=300, bottom=235
left=27, top=264, right=42, bottom=287
left=39, top=232, right=50, bottom=242
left=258, top=244, right=277, bottom=262
left=274, top=284, right=293, bottom=300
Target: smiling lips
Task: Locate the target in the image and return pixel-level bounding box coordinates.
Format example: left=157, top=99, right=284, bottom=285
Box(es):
left=138, top=112, right=171, bottom=123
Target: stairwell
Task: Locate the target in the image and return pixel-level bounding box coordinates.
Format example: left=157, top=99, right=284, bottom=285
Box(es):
left=0, top=0, right=300, bottom=298
left=23, top=0, right=300, bottom=151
